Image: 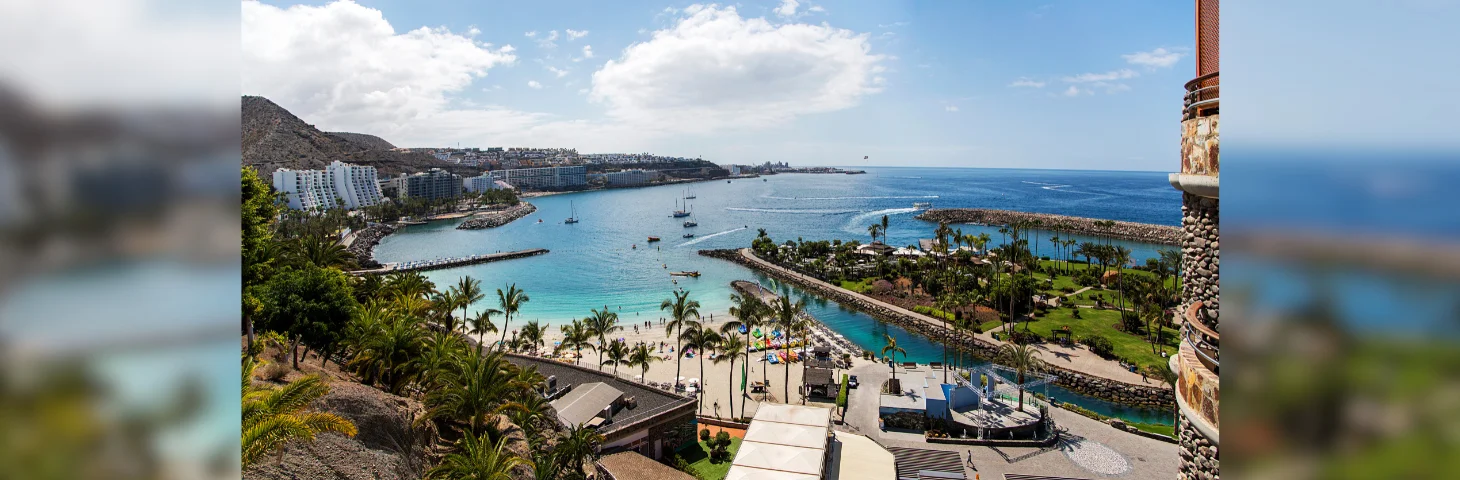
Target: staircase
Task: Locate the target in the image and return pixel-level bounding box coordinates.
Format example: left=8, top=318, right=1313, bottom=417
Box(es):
left=888, top=446, right=965, bottom=480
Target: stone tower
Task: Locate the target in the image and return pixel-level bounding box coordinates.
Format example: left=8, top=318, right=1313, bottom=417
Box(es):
left=1171, top=0, right=1220, bottom=479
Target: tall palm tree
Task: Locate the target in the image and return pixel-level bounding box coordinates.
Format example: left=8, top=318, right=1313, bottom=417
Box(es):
left=495, top=284, right=529, bottom=352
left=584, top=306, right=622, bottom=372
left=557, top=319, right=596, bottom=366
left=242, top=357, right=358, bottom=467
left=452, top=276, right=485, bottom=332
left=728, top=292, right=764, bottom=416
left=424, top=432, right=525, bottom=480
left=386, top=271, right=435, bottom=299
left=469, top=309, right=501, bottom=353
left=601, top=340, right=630, bottom=376
left=627, top=342, right=658, bottom=383
left=661, top=290, right=702, bottom=389
left=519, top=320, right=546, bottom=355
left=769, top=294, right=808, bottom=402
left=881, top=214, right=890, bottom=244
left=556, top=424, right=605, bottom=478
left=679, top=325, right=722, bottom=414
left=867, top=224, right=882, bottom=245
left=298, top=234, right=353, bottom=269
left=880, top=334, right=907, bottom=385
left=1114, top=245, right=1133, bottom=315
left=995, top=342, right=1047, bottom=410
left=715, top=334, right=747, bottom=420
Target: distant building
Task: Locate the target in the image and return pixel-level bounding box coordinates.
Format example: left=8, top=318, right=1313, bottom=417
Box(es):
left=604, top=169, right=658, bottom=186
left=487, top=165, right=586, bottom=190
left=464, top=174, right=513, bottom=193
left=273, top=161, right=383, bottom=211
left=395, top=168, right=462, bottom=201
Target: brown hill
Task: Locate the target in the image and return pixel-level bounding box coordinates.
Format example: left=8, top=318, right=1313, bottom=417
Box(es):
left=241, top=95, right=477, bottom=179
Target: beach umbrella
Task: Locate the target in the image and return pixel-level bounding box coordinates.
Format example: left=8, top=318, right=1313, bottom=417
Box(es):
left=688, top=377, right=700, bottom=385
left=635, top=374, right=644, bottom=381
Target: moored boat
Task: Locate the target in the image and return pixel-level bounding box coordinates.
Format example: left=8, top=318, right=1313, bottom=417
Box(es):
left=647, top=236, right=661, bottom=242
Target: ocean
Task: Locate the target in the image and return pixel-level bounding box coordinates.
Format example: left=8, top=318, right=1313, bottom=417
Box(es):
left=373, top=166, right=1182, bottom=423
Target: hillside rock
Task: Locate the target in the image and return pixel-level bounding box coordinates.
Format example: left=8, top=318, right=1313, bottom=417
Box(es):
left=244, top=381, right=430, bottom=480
left=241, top=95, right=476, bottom=179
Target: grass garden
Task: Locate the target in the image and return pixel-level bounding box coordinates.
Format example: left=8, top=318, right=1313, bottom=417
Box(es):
left=677, top=434, right=742, bottom=480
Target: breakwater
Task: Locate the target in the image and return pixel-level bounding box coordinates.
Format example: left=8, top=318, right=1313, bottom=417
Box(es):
left=699, top=248, right=1175, bottom=410
left=916, top=208, right=1181, bottom=245
left=457, top=202, right=537, bottom=230
left=350, top=248, right=548, bottom=275
left=346, top=223, right=395, bottom=269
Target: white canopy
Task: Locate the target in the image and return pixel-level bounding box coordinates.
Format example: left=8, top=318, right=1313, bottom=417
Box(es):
left=725, top=466, right=819, bottom=480
left=727, top=404, right=833, bottom=479
left=731, top=441, right=827, bottom=476
left=744, top=421, right=830, bottom=449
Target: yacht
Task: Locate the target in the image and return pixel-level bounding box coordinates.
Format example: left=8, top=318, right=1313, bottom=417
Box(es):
left=671, top=198, right=690, bottom=218
left=684, top=185, right=696, bottom=200
left=564, top=201, right=579, bottom=224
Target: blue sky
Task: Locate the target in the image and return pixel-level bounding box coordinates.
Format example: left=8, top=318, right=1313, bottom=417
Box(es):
left=244, top=1, right=1197, bottom=170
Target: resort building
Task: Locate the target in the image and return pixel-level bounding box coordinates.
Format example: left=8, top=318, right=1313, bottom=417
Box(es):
left=463, top=174, right=513, bottom=193
left=1170, top=1, right=1220, bottom=479
left=502, top=354, right=696, bottom=461
left=486, top=165, right=587, bottom=191
left=272, top=161, right=384, bottom=211
left=394, top=168, right=462, bottom=201
left=603, top=169, right=660, bottom=186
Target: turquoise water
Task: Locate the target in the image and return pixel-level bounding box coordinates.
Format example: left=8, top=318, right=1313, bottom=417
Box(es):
left=373, top=167, right=1180, bottom=424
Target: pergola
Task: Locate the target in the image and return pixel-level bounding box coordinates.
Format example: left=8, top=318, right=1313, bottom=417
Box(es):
left=963, top=364, right=1056, bottom=404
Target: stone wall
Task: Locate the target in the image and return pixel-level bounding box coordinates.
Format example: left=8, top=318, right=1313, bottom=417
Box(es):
left=916, top=209, right=1182, bottom=245
left=1181, top=115, right=1219, bottom=176
left=1181, top=193, right=1219, bottom=326
left=345, top=223, right=395, bottom=268
left=699, top=249, right=1175, bottom=410
left=1178, top=414, right=1219, bottom=480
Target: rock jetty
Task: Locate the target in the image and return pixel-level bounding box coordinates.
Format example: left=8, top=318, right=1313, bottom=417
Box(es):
left=346, top=224, right=395, bottom=269
left=916, top=208, right=1181, bottom=245
left=456, top=202, right=537, bottom=230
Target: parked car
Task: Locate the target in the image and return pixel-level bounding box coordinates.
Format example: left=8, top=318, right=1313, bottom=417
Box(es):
left=847, top=375, right=860, bottom=389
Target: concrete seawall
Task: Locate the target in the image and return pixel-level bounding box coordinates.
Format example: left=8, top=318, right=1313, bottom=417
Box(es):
left=699, top=248, right=1175, bottom=410
left=349, top=248, right=548, bottom=275
left=916, top=208, right=1181, bottom=246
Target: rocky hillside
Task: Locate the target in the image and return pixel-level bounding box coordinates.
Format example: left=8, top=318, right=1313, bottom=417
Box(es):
left=242, top=96, right=476, bottom=179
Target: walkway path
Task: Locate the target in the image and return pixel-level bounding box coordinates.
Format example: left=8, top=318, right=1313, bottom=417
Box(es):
left=736, top=249, right=1149, bottom=385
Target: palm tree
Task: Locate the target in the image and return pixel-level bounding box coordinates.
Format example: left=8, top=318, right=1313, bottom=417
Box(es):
left=881, top=214, right=890, bottom=244
left=424, top=348, right=518, bottom=433
left=715, top=334, right=747, bottom=420
left=680, top=325, right=722, bottom=414
left=601, top=340, right=630, bottom=376
left=867, top=224, right=882, bottom=245
left=495, top=284, right=529, bottom=352
left=557, top=319, right=596, bottom=366
left=348, top=316, right=427, bottom=394
left=995, top=342, right=1047, bottom=410
left=584, top=306, right=622, bottom=372
left=1114, top=245, right=1133, bottom=315
left=386, top=271, right=435, bottom=299
left=413, top=330, right=467, bottom=391
left=728, top=292, right=764, bottom=415
left=469, top=309, right=501, bottom=353
left=519, top=320, right=546, bottom=355
left=557, top=424, right=605, bottom=477
left=298, top=234, right=353, bottom=269
left=661, top=290, right=702, bottom=389
left=769, top=294, right=808, bottom=402
left=452, top=276, right=486, bottom=332
left=242, top=357, right=358, bottom=467
left=880, top=334, right=908, bottom=386
left=424, top=431, right=525, bottom=480
left=627, top=342, right=658, bottom=383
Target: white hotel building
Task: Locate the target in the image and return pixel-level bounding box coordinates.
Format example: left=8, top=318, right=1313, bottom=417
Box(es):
left=273, top=161, right=384, bottom=211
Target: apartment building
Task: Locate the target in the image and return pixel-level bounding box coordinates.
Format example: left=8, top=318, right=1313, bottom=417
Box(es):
left=326, top=161, right=384, bottom=210
left=486, top=165, right=586, bottom=191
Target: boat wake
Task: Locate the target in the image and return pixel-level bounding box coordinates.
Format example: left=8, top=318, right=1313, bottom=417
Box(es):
left=841, top=207, right=920, bottom=235
left=676, top=227, right=747, bottom=247
left=1022, top=181, right=1072, bottom=190
left=762, top=195, right=940, bottom=201
left=725, top=207, right=862, bottom=215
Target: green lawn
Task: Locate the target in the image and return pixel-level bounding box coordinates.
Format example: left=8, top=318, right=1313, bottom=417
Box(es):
left=679, top=437, right=741, bottom=480
left=840, top=278, right=874, bottom=293
left=1128, top=421, right=1176, bottom=437
left=995, top=307, right=1179, bottom=371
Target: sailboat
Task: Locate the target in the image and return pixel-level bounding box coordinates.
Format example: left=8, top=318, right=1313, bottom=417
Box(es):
left=683, top=212, right=697, bottom=228
left=684, top=185, right=696, bottom=200
left=564, top=200, right=579, bottom=224
left=671, top=198, right=690, bottom=218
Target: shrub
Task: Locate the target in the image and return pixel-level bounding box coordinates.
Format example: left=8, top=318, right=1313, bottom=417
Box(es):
left=1120, top=312, right=1143, bottom=332
left=261, top=361, right=290, bottom=382
left=700, top=428, right=711, bottom=443
left=1081, top=335, right=1116, bottom=358
left=1071, top=308, right=1083, bottom=319
left=1010, top=330, right=1044, bottom=344
left=836, top=374, right=849, bottom=411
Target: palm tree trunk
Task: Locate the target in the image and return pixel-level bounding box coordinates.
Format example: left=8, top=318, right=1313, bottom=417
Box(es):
left=498, top=315, right=511, bottom=352
left=744, top=330, right=752, bottom=417
left=728, top=357, right=737, bottom=419
left=598, top=337, right=606, bottom=372
left=699, top=354, right=706, bottom=414
left=675, top=326, right=683, bottom=390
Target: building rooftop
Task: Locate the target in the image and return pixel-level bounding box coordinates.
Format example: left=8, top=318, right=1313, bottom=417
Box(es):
left=596, top=451, right=695, bottom=480
left=550, top=382, right=623, bottom=427
left=728, top=404, right=834, bottom=480
left=503, top=354, right=692, bottom=436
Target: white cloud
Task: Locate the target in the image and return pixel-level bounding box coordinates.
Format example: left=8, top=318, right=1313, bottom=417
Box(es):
left=809, top=6, right=826, bottom=13
left=1063, top=69, right=1138, bottom=83
left=566, top=29, right=589, bottom=40
left=527, top=80, right=543, bottom=89
left=535, top=30, right=559, bottom=49
left=546, top=66, right=569, bottom=78
left=1009, top=78, right=1045, bottom=88
left=582, top=45, right=594, bottom=58
left=1062, top=86, right=1089, bottom=97
left=775, top=0, right=800, bottom=17
left=878, top=22, right=909, bottom=28
left=590, top=4, right=885, bottom=131
left=242, top=0, right=515, bottom=134
left=1122, top=47, right=1186, bottom=69
left=879, top=32, right=896, bottom=39
left=944, top=105, right=958, bottom=112
left=524, top=30, right=537, bottom=38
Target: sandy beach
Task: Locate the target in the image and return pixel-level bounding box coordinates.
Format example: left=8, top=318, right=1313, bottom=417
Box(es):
left=516, top=315, right=863, bottom=420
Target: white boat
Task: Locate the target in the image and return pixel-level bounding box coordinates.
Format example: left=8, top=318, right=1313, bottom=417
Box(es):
left=564, top=200, right=579, bottom=224
left=684, top=185, right=696, bottom=200
left=671, top=198, right=690, bottom=218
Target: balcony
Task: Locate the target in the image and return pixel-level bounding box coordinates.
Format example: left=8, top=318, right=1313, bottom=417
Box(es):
left=1182, top=301, right=1219, bottom=373
left=1183, top=71, right=1219, bottom=121
left=1175, top=300, right=1220, bottom=435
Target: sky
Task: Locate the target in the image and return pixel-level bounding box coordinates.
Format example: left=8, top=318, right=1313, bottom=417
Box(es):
left=241, top=0, right=1197, bottom=170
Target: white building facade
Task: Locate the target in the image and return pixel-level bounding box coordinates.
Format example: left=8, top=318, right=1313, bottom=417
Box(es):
left=272, top=161, right=383, bottom=211
left=326, top=161, right=384, bottom=210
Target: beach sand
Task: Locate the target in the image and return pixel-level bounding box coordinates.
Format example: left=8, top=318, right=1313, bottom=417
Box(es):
left=520, top=315, right=864, bottom=420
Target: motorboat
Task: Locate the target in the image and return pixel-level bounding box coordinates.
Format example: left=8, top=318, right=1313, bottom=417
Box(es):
left=647, top=236, right=661, bottom=242
left=670, top=271, right=701, bottom=277
left=682, top=233, right=695, bottom=238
